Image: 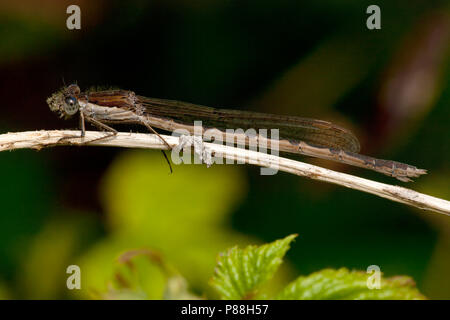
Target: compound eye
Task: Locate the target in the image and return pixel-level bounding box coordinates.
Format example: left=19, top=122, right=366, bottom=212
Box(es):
left=65, top=96, right=76, bottom=106
left=63, top=95, right=79, bottom=115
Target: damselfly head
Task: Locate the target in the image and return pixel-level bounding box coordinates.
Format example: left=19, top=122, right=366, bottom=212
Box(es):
left=47, top=84, right=81, bottom=119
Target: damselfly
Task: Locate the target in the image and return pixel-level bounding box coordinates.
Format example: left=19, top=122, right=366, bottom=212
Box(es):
left=47, top=84, right=426, bottom=182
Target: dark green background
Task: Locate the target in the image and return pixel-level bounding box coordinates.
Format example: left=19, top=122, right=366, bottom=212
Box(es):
left=0, top=0, right=449, bottom=299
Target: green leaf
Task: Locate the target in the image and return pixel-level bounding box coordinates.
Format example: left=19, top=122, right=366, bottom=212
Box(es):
left=79, top=151, right=257, bottom=298
left=276, top=268, right=426, bottom=300
left=99, top=248, right=200, bottom=300
left=210, top=234, right=297, bottom=299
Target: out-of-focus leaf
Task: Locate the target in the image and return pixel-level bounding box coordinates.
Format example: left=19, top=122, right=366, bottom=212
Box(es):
left=102, top=249, right=167, bottom=300
left=210, top=234, right=297, bottom=299
left=101, top=151, right=248, bottom=234
left=99, top=248, right=200, bottom=300
left=19, top=215, right=99, bottom=299
left=276, top=268, right=426, bottom=300
left=77, top=151, right=261, bottom=298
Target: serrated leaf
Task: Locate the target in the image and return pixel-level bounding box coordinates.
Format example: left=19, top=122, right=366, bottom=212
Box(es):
left=276, top=268, right=426, bottom=300
left=210, top=234, right=297, bottom=299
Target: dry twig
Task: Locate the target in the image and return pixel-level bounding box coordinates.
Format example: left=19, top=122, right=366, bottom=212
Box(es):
left=1, top=130, right=449, bottom=216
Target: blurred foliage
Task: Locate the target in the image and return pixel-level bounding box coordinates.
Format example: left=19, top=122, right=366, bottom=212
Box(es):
left=73, top=151, right=293, bottom=299
left=0, top=0, right=448, bottom=299
left=99, top=249, right=201, bottom=300
left=277, top=268, right=425, bottom=300
left=94, top=235, right=425, bottom=300
left=17, top=215, right=101, bottom=299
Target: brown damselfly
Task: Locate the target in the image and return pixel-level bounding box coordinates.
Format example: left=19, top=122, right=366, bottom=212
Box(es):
left=47, top=84, right=426, bottom=182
